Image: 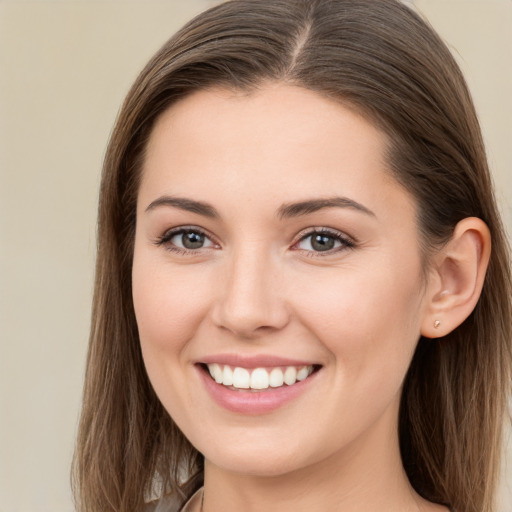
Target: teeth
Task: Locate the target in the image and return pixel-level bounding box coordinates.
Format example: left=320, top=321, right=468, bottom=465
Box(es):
left=232, top=367, right=250, bottom=389
left=283, top=366, right=297, bottom=385
left=296, top=367, right=310, bottom=381
left=208, top=363, right=223, bottom=384
left=222, top=365, right=233, bottom=386
left=250, top=368, right=269, bottom=390
left=206, top=364, right=314, bottom=390
left=269, top=367, right=284, bottom=388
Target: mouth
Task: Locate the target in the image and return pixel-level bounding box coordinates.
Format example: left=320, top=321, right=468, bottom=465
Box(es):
left=199, top=363, right=322, bottom=391
left=196, top=355, right=323, bottom=414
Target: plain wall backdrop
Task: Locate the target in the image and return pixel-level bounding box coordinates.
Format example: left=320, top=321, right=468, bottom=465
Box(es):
left=0, top=1, right=510, bottom=511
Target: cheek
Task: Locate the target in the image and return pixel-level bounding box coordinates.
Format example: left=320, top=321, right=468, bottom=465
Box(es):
left=293, top=261, right=424, bottom=377
left=132, top=256, right=213, bottom=355
left=131, top=251, right=216, bottom=424
left=292, top=267, right=424, bottom=446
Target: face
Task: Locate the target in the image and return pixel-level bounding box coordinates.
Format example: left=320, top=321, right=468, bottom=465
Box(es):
left=132, top=84, right=430, bottom=477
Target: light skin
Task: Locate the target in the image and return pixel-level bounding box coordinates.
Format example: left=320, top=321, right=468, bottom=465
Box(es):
left=132, top=84, right=490, bottom=512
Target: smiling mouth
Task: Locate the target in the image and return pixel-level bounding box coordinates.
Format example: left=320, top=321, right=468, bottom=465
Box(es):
left=200, top=363, right=321, bottom=391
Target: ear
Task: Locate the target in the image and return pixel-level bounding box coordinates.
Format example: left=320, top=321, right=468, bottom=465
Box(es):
left=421, top=217, right=491, bottom=339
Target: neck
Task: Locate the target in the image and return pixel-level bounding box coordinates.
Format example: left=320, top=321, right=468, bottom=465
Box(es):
left=201, top=405, right=435, bottom=512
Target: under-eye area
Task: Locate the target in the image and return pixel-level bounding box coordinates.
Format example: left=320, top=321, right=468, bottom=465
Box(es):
left=198, top=363, right=322, bottom=391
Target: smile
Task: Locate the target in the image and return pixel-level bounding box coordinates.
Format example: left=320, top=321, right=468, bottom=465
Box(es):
left=206, top=363, right=315, bottom=390
left=197, top=356, right=322, bottom=414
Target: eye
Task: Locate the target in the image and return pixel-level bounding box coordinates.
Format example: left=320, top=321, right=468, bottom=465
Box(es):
left=171, top=230, right=213, bottom=250
left=156, top=227, right=217, bottom=253
left=294, top=229, right=355, bottom=254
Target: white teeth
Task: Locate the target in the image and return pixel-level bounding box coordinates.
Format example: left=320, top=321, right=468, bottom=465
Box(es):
left=269, top=367, right=284, bottom=387
left=222, top=365, right=233, bottom=386
left=206, top=364, right=314, bottom=390
left=232, top=367, right=250, bottom=389
left=209, top=363, right=223, bottom=384
left=250, top=368, right=269, bottom=390
left=283, top=366, right=297, bottom=386
left=296, top=367, right=310, bottom=381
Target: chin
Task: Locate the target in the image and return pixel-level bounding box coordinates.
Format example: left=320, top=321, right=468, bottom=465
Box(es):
left=198, top=433, right=322, bottom=478
left=207, top=451, right=307, bottom=478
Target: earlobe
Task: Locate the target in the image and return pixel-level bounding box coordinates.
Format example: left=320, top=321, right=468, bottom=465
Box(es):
left=421, top=217, right=491, bottom=339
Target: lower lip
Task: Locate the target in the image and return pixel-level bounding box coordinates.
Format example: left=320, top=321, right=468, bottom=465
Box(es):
left=197, top=365, right=319, bottom=415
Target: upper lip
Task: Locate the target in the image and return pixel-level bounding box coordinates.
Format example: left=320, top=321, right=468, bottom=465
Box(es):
left=198, top=353, right=319, bottom=369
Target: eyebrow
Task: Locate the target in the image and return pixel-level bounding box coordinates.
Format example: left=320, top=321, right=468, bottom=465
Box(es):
left=145, top=196, right=219, bottom=218
left=145, top=195, right=374, bottom=219
left=277, top=197, right=375, bottom=219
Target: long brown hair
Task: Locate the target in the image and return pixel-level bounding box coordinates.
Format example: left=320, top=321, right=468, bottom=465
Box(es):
left=72, top=1, right=512, bottom=511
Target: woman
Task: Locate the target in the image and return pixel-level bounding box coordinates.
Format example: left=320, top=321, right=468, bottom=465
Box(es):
left=72, top=1, right=512, bottom=511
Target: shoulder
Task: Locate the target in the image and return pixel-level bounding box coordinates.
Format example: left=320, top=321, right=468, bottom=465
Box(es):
left=142, top=488, right=203, bottom=512
left=142, top=494, right=181, bottom=512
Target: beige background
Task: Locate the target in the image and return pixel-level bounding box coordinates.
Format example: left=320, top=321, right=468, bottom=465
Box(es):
left=0, top=1, right=510, bottom=511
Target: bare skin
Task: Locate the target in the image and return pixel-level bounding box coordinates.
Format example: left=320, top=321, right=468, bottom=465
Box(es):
left=133, top=84, right=487, bottom=512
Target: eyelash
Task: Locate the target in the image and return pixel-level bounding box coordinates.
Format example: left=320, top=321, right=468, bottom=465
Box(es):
left=155, top=226, right=356, bottom=257
left=154, top=226, right=218, bottom=256
left=292, top=228, right=356, bottom=257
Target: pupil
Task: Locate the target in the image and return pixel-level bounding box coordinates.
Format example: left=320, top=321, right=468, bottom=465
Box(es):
left=311, top=234, right=334, bottom=251
left=183, top=232, right=204, bottom=249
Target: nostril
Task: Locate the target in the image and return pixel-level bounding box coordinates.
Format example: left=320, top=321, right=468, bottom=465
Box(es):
left=211, top=267, right=290, bottom=336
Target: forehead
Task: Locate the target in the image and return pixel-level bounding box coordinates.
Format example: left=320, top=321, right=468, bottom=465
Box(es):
left=140, top=84, right=414, bottom=221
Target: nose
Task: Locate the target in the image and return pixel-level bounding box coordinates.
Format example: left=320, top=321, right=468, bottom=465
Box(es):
left=212, top=247, right=290, bottom=339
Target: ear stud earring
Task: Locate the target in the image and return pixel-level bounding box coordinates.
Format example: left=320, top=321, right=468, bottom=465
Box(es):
left=434, top=320, right=441, bottom=328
